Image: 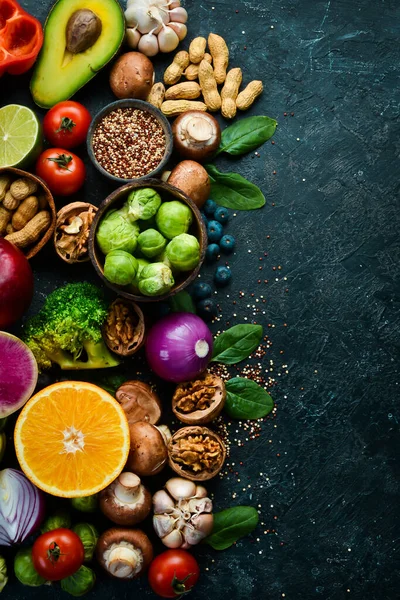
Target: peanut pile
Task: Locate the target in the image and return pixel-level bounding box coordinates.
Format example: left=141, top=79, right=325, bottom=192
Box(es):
left=0, top=174, right=51, bottom=250
left=146, top=33, right=263, bottom=119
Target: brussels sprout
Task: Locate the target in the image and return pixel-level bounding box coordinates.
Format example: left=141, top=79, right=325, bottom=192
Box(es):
left=156, top=201, right=193, bottom=239
left=138, top=263, right=175, bottom=297
left=126, top=188, right=162, bottom=221
left=41, top=510, right=71, bottom=533
left=61, top=565, right=96, bottom=597
left=0, top=556, right=7, bottom=593
left=71, top=494, right=98, bottom=513
left=0, top=417, right=8, bottom=433
left=72, top=523, right=99, bottom=562
left=0, top=433, right=5, bottom=464
left=166, top=233, right=201, bottom=271
left=128, top=258, right=150, bottom=294
left=137, top=229, right=167, bottom=258
left=96, top=209, right=139, bottom=255
left=14, top=549, right=46, bottom=587
left=104, top=251, right=138, bottom=286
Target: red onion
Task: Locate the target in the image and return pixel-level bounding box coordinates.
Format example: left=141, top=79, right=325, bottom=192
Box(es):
left=0, top=469, right=45, bottom=546
left=146, top=312, right=213, bottom=382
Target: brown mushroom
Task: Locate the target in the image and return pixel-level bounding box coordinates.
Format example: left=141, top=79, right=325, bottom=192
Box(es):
left=109, top=52, right=155, bottom=100
left=54, top=202, right=97, bottom=263
left=96, top=528, right=153, bottom=579
left=172, top=112, right=221, bottom=162
left=168, top=426, right=226, bottom=481
left=167, top=160, right=210, bottom=209
left=99, top=472, right=152, bottom=526
left=116, top=380, right=162, bottom=425
left=172, top=372, right=226, bottom=425
left=127, top=421, right=169, bottom=477
left=103, top=299, right=145, bottom=357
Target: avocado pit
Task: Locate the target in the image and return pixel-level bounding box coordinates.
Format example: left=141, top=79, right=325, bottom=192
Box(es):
left=66, top=9, right=102, bottom=54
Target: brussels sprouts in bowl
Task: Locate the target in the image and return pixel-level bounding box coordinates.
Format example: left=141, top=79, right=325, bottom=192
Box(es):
left=89, top=179, right=207, bottom=302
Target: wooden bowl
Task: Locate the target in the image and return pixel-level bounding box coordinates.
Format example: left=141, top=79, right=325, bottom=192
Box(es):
left=88, top=178, right=207, bottom=303
left=0, top=167, right=56, bottom=260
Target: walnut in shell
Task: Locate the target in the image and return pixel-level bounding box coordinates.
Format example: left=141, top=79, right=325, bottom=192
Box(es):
left=54, top=202, right=97, bottom=263
left=172, top=372, right=226, bottom=425
left=103, top=298, right=145, bottom=357
left=168, top=426, right=226, bottom=481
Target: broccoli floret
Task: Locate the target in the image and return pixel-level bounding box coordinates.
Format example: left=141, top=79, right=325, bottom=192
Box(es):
left=23, top=283, right=119, bottom=371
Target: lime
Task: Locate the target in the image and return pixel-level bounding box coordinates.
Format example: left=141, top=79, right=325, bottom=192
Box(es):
left=0, top=104, right=42, bottom=168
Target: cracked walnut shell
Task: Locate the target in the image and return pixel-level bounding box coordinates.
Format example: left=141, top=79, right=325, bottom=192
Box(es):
left=103, top=298, right=145, bottom=357
left=172, top=372, right=226, bottom=425
left=54, top=202, right=97, bottom=263
left=168, top=426, right=226, bottom=481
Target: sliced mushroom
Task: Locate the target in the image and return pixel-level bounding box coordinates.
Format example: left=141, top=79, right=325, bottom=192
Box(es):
left=172, top=372, right=226, bottom=424
left=172, top=111, right=221, bottom=162
left=99, top=472, right=152, bottom=526
left=96, top=528, right=153, bottom=579
left=127, top=421, right=169, bottom=477
left=116, top=381, right=162, bottom=425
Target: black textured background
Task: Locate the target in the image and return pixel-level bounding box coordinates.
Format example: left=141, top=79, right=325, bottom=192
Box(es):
left=1, top=0, right=400, bottom=599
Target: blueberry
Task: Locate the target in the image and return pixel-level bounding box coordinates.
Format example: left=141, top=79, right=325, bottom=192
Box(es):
left=207, top=220, right=224, bottom=243
left=214, top=206, right=230, bottom=225
left=200, top=212, right=209, bottom=227
left=192, top=281, right=212, bottom=300
left=204, top=199, right=217, bottom=217
left=197, top=298, right=218, bottom=321
left=220, top=234, right=236, bottom=254
left=206, top=243, right=220, bottom=262
left=214, top=266, right=232, bottom=286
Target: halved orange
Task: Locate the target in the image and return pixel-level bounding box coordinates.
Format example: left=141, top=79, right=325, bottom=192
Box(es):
left=14, top=381, right=130, bottom=498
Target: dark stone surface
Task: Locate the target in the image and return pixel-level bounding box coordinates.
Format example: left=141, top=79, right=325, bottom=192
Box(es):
left=1, top=0, right=399, bottom=599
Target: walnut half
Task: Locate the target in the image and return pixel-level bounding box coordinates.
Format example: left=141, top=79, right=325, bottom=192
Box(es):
left=168, top=426, right=226, bottom=481
left=103, top=298, right=145, bottom=357
left=172, top=372, right=226, bottom=425
left=54, top=202, right=97, bottom=263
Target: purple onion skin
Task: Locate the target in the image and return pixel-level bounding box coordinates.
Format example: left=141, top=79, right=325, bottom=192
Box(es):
left=0, top=468, right=45, bottom=547
left=146, top=312, right=213, bottom=383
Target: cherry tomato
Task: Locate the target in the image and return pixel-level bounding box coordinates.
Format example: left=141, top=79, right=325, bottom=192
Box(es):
left=148, top=550, right=200, bottom=598
left=32, top=528, right=84, bottom=581
left=36, top=148, right=86, bottom=196
left=43, top=101, right=91, bottom=149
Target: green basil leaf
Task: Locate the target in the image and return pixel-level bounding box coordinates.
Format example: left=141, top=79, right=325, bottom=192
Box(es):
left=169, top=291, right=196, bottom=314
left=205, top=506, right=259, bottom=550
left=217, top=116, right=277, bottom=156
left=225, top=377, right=274, bottom=419
left=205, top=165, right=265, bottom=211
left=212, top=324, right=263, bottom=364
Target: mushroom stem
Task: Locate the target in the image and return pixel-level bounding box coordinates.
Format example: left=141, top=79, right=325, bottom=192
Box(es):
left=114, top=472, right=141, bottom=504
left=107, top=546, right=142, bottom=579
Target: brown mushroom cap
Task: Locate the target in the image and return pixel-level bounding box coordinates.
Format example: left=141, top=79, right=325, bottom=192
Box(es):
left=172, top=112, right=221, bottom=162
left=109, top=52, right=155, bottom=100
left=99, top=472, right=152, bottom=526
left=172, top=372, right=226, bottom=425
left=116, top=381, right=162, bottom=425
left=168, top=426, right=226, bottom=481
left=168, top=160, right=210, bottom=209
left=127, top=421, right=168, bottom=476
left=96, top=527, right=153, bottom=579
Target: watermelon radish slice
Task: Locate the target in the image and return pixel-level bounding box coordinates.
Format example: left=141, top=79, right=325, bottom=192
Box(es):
left=0, top=332, right=38, bottom=418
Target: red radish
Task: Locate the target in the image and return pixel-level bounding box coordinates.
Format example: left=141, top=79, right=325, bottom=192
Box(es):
left=0, top=239, right=34, bottom=329
left=0, top=332, right=38, bottom=418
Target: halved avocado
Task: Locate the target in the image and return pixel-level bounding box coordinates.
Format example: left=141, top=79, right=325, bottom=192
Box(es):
left=31, top=0, right=124, bottom=108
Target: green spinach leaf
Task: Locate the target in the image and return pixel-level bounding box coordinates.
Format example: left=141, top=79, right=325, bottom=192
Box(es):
left=212, top=324, right=263, bottom=364
left=217, top=116, right=277, bottom=156
left=205, top=506, right=259, bottom=550
left=225, top=377, right=274, bottom=419
left=169, top=291, right=196, bottom=314
left=205, top=165, right=265, bottom=210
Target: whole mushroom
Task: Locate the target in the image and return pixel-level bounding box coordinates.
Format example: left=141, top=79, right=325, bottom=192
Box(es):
left=153, top=477, right=213, bottom=549
left=96, top=528, right=153, bottom=579
left=172, top=112, right=221, bottom=162
left=127, top=421, right=169, bottom=476
left=109, top=52, right=154, bottom=99
left=116, top=381, right=162, bottom=424
left=167, top=160, right=211, bottom=209
left=99, top=472, right=152, bottom=526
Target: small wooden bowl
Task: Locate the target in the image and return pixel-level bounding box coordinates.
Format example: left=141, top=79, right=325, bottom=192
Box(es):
left=0, top=167, right=56, bottom=260
left=88, top=178, right=207, bottom=303
left=167, top=426, right=226, bottom=482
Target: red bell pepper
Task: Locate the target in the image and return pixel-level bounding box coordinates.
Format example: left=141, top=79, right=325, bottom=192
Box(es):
left=0, top=0, right=43, bottom=77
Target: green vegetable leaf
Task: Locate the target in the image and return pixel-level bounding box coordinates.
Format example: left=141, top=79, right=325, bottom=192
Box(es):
left=205, top=165, right=265, bottom=210
left=225, top=378, right=274, bottom=419
left=205, top=506, right=259, bottom=550
left=169, top=291, right=196, bottom=314
left=212, top=324, right=263, bottom=365
left=217, top=116, right=277, bottom=156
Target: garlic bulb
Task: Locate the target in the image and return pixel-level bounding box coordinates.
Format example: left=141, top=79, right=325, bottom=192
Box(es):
left=153, top=477, right=213, bottom=549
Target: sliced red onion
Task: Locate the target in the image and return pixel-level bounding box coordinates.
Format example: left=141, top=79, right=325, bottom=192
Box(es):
left=146, top=312, right=213, bottom=382
left=0, top=469, right=45, bottom=547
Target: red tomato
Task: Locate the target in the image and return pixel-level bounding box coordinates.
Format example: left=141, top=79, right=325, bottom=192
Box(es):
left=43, top=101, right=91, bottom=149
left=148, top=550, right=200, bottom=598
left=36, top=148, right=86, bottom=196
left=32, top=528, right=84, bottom=581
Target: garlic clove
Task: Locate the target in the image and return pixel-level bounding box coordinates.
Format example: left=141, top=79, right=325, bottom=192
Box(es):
left=192, top=513, right=214, bottom=536
left=153, top=489, right=175, bottom=513
left=138, top=31, right=159, bottom=56
left=167, top=22, right=187, bottom=41
left=162, top=529, right=183, bottom=548
left=153, top=514, right=175, bottom=537
left=165, top=477, right=197, bottom=500
left=187, top=496, right=213, bottom=514
left=168, top=0, right=181, bottom=8
left=168, top=6, right=187, bottom=23
left=195, top=484, right=208, bottom=499
left=157, top=25, right=179, bottom=53
left=126, top=27, right=141, bottom=49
